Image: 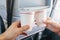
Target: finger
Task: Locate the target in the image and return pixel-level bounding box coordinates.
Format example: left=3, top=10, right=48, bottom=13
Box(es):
left=12, top=21, right=21, bottom=27
left=19, top=25, right=30, bottom=32
left=20, top=32, right=28, bottom=36
left=44, top=17, right=58, bottom=25
left=44, top=20, right=54, bottom=24
left=12, top=21, right=20, bottom=25
left=43, top=17, right=52, bottom=23
left=45, top=20, right=60, bottom=29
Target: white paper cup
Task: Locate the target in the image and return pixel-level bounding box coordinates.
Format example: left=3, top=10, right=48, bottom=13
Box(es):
left=20, top=11, right=34, bottom=31
left=35, top=9, right=47, bottom=27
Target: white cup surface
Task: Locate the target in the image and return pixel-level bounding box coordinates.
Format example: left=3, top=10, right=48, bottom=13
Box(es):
left=35, top=9, right=47, bottom=27
left=20, top=11, right=34, bottom=31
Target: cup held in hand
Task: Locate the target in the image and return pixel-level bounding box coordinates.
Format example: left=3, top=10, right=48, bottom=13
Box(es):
left=20, top=11, right=34, bottom=32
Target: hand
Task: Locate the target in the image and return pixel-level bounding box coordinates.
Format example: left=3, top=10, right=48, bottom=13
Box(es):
left=1, top=21, right=29, bottom=40
left=44, top=17, right=60, bottom=35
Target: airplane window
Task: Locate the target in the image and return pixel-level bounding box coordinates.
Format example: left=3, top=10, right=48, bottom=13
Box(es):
left=52, top=0, right=60, bottom=22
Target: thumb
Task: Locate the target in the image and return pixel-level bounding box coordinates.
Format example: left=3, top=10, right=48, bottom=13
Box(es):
left=19, top=25, right=30, bottom=32
left=44, top=19, right=60, bottom=29
left=12, top=21, right=20, bottom=27
left=43, top=17, right=54, bottom=24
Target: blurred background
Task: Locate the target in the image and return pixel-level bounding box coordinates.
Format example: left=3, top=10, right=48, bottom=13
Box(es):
left=1, top=0, right=60, bottom=40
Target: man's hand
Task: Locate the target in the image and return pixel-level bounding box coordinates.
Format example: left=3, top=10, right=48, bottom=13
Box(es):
left=44, top=17, right=60, bottom=35
left=0, top=21, right=29, bottom=40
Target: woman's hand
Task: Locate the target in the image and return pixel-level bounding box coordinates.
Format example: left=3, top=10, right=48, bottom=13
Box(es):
left=44, top=17, right=60, bottom=35
left=0, top=21, right=29, bottom=40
